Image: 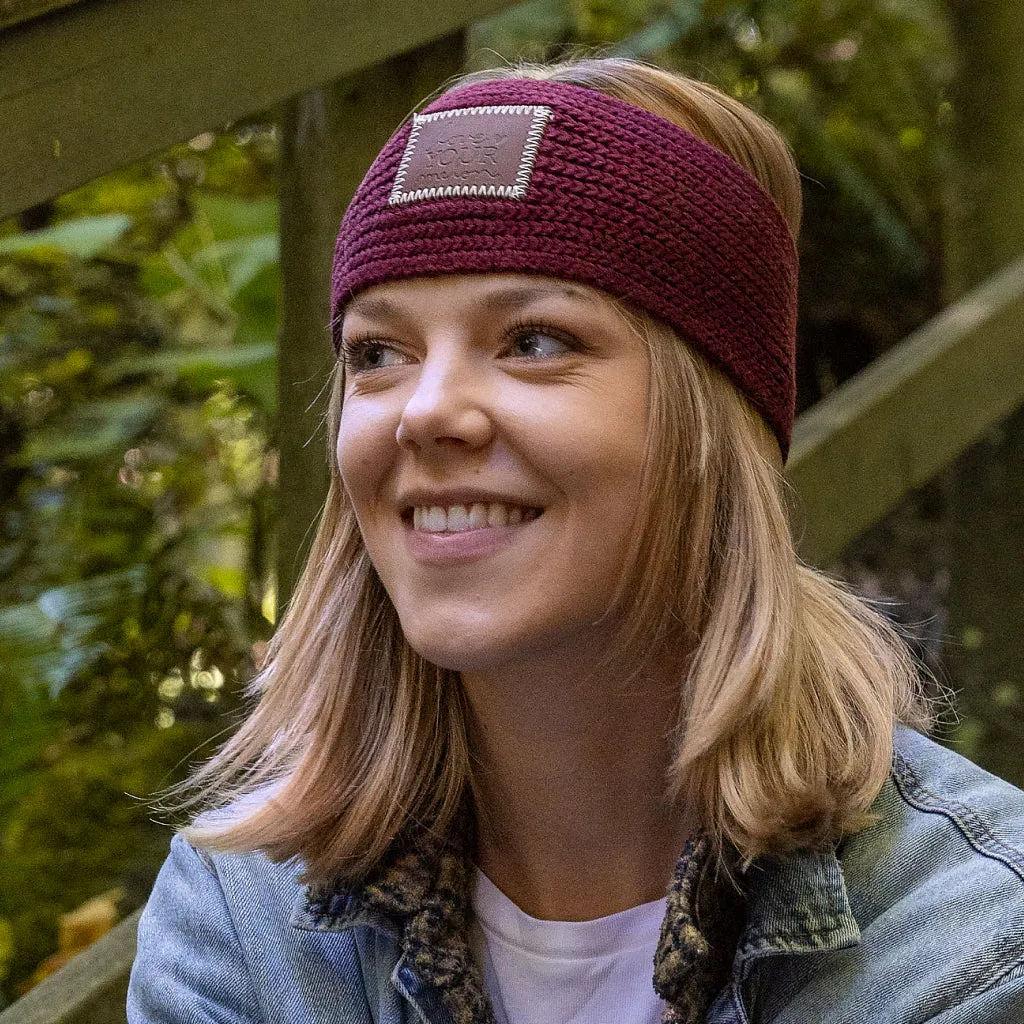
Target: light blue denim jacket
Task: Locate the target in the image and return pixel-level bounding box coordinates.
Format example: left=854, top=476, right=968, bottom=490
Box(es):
left=128, top=727, right=1024, bottom=1023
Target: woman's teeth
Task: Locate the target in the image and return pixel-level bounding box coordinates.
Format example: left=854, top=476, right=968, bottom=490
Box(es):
left=412, top=503, right=540, bottom=533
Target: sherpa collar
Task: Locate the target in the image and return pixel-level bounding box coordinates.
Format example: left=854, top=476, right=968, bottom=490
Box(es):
left=296, top=815, right=748, bottom=1024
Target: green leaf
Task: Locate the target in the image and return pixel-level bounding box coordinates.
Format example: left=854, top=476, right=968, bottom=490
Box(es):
left=0, top=570, right=148, bottom=696
left=138, top=250, right=185, bottom=298
left=105, top=341, right=275, bottom=379
left=101, top=342, right=277, bottom=412
left=0, top=603, right=62, bottom=697
left=0, top=214, right=132, bottom=259
left=36, top=567, right=147, bottom=626
left=0, top=603, right=58, bottom=654
left=615, top=14, right=689, bottom=56
left=220, top=349, right=277, bottom=413
left=18, top=392, right=166, bottom=464
left=204, top=565, right=247, bottom=599
left=192, top=194, right=278, bottom=240
left=192, top=232, right=279, bottom=298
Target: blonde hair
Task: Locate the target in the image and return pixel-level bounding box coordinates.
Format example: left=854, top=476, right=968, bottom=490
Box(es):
left=174, top=58, right=930, bottom=879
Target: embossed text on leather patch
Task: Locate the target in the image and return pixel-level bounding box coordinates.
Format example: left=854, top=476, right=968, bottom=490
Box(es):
left=389, top=105, right=552, bottom=205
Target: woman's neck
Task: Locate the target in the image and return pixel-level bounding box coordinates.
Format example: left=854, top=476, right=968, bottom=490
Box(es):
left=461, top=648, right=692, bottom=921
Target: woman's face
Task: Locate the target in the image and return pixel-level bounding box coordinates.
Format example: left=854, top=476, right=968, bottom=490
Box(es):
left=337, top=274, right=650, bottom=673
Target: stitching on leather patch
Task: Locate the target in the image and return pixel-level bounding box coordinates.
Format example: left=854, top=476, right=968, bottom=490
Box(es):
left=390, top=104, right=552, bottom=205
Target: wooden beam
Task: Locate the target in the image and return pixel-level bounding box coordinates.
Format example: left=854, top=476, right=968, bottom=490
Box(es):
left=787, top=258, right=1024, bottom=564
left=0, top=909, right=139, bottom=1024
left=0, top=0, right=518, bottom=222
left=275, top=34, right=466, bottom=606
left=0, top=0, right=87, bottom=34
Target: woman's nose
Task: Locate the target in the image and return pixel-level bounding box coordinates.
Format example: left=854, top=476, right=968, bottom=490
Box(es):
left=395, top=350, right=493, bottom=452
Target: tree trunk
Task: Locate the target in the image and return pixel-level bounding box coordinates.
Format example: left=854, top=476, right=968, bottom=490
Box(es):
left=276, top=33, right=465, bottom=608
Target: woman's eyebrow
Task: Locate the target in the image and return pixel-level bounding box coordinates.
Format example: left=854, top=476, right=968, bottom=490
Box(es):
left=476, top=284, right=590, bottom=313
left=345, top=284, right=591, bottom=324
left=345, top=294, right=408, bottom=324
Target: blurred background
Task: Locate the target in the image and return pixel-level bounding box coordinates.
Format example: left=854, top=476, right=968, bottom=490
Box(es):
left=1, top=0, right=1022, bottom=1011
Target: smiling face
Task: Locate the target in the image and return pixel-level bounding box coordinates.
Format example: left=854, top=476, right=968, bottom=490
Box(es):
left=336, top=274, right=651, bottom=674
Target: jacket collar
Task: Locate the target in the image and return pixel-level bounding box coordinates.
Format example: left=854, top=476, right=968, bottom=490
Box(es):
left=295, top=809, right=491, bottom=1024
left=737, top=844, right=861, bottom=969
left=292, top=815, right=860, bottom=1024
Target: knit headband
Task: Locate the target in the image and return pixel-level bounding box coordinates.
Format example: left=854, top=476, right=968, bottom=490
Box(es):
left=331, top=77, right=799, bottom=457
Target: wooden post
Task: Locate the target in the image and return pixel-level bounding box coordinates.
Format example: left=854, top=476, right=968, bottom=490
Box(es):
left=276, top=32, right=466, bottom=607
left=941, top=0, right=1024, bottom=784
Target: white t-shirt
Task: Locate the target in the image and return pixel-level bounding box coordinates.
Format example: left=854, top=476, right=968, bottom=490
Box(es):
left=469, top=868, right=668, bottom=1024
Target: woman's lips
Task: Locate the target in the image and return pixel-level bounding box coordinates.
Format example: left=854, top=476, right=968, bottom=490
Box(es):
left=403, top=507, right=543, bottom=564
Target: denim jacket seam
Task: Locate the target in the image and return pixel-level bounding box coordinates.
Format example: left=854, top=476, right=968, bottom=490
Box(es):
left=892, top=751, right=1024, bottom=882
left=192, top=841, right=217, bottom=876
left=183, top=839, right=269, bottom=1020
left=980, top=954, right=1024, bottom=996
left=728, top=980, right=752, bottom=1024
left=919, top=955, right=1024, bottom=1021
left=735, top=919, right=855, bottom=959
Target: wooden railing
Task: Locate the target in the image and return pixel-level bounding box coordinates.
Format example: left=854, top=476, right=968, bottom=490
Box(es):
left=788, top=257, right=1024, bottom=563
left=0, top=909, right=139, bottom=1024
left=0, top=0, right=518, bottom=221
left=2, top=1, right=1023, bottom=1021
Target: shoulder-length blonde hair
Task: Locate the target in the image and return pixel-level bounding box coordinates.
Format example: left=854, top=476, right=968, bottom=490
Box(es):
left=175, top=57, right=931, bottom=879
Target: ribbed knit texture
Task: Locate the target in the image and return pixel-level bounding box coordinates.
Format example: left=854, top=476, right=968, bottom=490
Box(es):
left=331, top=78, right=799, bottom=457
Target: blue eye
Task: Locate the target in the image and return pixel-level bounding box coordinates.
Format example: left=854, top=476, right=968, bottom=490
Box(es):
left=508, top=328, right=573, bottom=359
left=341, top=339, right=409, bottom=372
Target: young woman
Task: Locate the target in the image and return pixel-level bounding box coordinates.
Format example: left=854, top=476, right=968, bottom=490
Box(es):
left=128, top=58, right=1024, bottom=1024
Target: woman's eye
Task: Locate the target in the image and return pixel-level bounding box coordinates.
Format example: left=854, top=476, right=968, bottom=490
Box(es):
left=341, top=339, right=408, bottom=373
left=508, top=329, right=573, bottom=360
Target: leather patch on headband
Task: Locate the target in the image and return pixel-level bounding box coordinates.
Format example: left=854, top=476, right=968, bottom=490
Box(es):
left=390, top=104, right=552, bottom=205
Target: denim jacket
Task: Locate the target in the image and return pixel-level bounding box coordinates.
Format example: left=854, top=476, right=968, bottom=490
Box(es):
left=128, top=727, right=1024, bottom=1023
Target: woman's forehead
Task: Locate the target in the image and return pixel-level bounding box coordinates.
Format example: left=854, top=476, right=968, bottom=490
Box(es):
left=342, top=274, right=617, bottom=325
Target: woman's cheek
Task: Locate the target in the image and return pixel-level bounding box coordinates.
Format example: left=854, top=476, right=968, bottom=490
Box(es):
left=338, top=406, right=392, bottom=493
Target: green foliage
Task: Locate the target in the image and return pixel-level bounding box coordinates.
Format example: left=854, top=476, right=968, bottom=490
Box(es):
left=0, top=124, right=279, bottom=1002
left=0, top=215, right=132, bottom=259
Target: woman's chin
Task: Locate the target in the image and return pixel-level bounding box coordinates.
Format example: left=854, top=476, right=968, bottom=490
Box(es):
left=403, top=634, right=509, bottom=674
left=397, top=613, right=543, bottom=675
left=392, top=606, right=510, bottom=673
left=398, top=615, right=599, bottom=678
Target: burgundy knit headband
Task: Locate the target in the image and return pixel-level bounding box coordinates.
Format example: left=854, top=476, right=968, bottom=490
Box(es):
left=331, top=77, right=799, bottom=457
